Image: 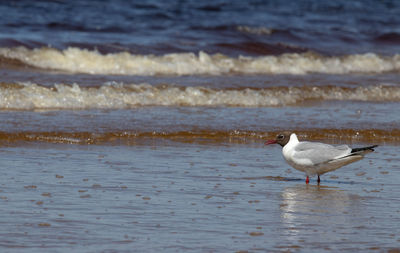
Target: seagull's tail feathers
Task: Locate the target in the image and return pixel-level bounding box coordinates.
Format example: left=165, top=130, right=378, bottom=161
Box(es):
left=318, top=145, right=378, bottom=175
left=350, top=145, right=378, bottom=155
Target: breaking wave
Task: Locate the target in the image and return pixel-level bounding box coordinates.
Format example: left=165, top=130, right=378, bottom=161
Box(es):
left=1, top=82, right=400, bottom=109
left=0, top=47, right=399, bottom=75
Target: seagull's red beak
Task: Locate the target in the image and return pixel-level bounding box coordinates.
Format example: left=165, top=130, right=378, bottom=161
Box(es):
left=265, top=140, right=277, bottom=145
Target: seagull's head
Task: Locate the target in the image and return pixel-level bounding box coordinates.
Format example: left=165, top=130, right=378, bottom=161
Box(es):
left=265, top=131, right=292, bottom=147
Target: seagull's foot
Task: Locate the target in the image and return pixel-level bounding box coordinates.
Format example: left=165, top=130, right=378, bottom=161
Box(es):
left=317, top=175, right=321, bottom=185
left=306, top=176, right=309, bottom=184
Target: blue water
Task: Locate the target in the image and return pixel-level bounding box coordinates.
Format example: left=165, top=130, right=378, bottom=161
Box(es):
left=1, top=0, right=400, bottom=55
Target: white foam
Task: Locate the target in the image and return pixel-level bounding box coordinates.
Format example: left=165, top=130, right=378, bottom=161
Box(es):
left=0, top=47, right=399, bottom=75
left=237, top=25, right=273, bottom=35
left=1, top=82, right=400, bottom=109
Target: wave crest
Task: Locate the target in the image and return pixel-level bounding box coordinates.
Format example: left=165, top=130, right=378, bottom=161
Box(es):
left=0, top=47, right=399, bottom=75
left=1, top=82, right=400, bottom=109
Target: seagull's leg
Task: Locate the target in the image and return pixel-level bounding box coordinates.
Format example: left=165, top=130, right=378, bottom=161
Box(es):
left=306, top=176, right=309, bottom=184
left=317, top=175, right=320, bottom=184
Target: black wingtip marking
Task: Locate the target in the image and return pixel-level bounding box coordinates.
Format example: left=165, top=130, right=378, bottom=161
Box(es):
left=351, top=145, right=378, bottom=153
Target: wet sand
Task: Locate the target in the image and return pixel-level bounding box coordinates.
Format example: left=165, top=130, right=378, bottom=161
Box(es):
left=1, top=141, right=399, bottom=252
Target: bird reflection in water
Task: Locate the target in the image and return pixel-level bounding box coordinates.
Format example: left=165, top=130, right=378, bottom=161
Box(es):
left=279, top=184, right=363, bottom=245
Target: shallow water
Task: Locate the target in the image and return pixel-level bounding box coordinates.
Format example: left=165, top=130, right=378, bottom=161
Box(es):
left=0, top=142, right=399, bottom=252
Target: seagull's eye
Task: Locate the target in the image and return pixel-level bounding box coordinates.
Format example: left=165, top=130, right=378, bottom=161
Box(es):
left=278, top=134, right=284, bottom=139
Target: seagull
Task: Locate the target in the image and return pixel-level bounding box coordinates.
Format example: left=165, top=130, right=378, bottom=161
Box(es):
left=265, top=132, right=378, bottom=184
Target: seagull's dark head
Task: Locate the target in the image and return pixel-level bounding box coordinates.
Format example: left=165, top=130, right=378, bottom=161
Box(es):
left=265, top=131, right=292, bottom=147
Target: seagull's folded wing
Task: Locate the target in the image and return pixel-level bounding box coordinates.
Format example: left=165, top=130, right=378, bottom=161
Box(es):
left=293, top=142, right=352, bottom=165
